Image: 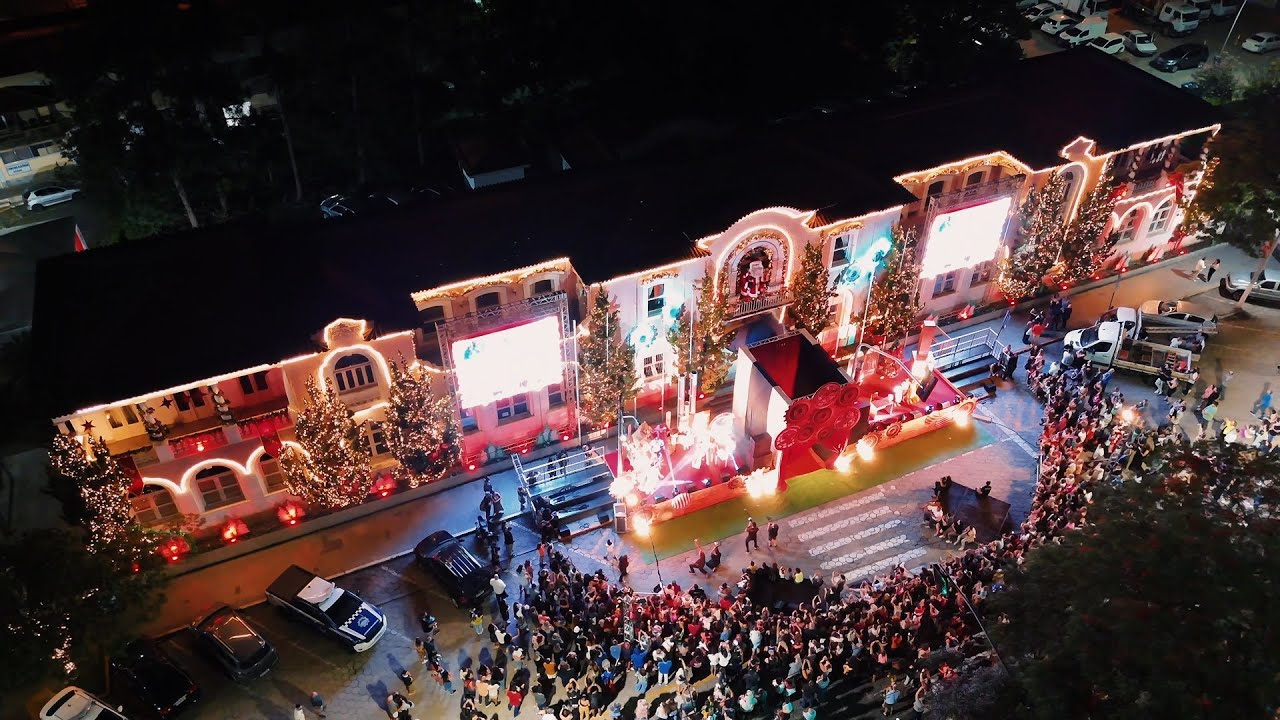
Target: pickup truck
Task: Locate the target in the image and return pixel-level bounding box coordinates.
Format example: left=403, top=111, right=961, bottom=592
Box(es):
left=1065, top=319, right=1197, bottom=379
left=265, top=565, right=387, bottom=652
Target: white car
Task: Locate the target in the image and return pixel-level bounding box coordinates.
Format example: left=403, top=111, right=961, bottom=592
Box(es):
left=1040, top=13, right=1075, bottom=35
left=41, top=687, right=128, bottom=720
left=1089, top=32, right=1127, bottom=54
left=25, top=185, right=79, bottom=210
left=1024, top=2, right=1057, bottom=22
left=1242, top=32, right=1280, bottom=54
left=1123, top=29, right=1159, bottom=56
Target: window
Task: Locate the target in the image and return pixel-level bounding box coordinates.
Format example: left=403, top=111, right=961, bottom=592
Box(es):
left=131, top=485, right=179, bottom=526
left=1144, top=144, right=1168, bottom=165
left=932, top=271, right=958, bottom=298
left=832, top=236, right=850, bottom=267
left=547, top=383, right=566, bottom=407
left=966, top=171, right=985, bottom=187
left=460, top=406, right=478, bottom=433
left=259, top=453, right=288, bottom=494
left=188, top=389, right=205, bottom=407
left=927, top=180, right=945, bottom=198
left=1115, top=211, right=1141, bottom=244
left=475, top=291, right=502, bottom=311
left=122, top=404, right=139, bottom=424
left=532, top=279, right=555, bottom=295
left=107, top=409, right=123, bottom=429
left=646, top=284, right=665, bottom=318
left=642, top=354, right=666, bottom=379
left=195, top=466, right=245, bottom=510
left=970, top=260, right=994, bottom=287
left=420, top=305, right=446, bottom=330
left=496, top=393, right=530, bottom=421
left=1148, top=200, right=1173, bottom=234
left=239, top=371, right=270, bottom=395
left=334, top=354, right=376, bottom=393
left=172, top=392, right=190, bottom=412
left=365, top=422, right=390, bottom=456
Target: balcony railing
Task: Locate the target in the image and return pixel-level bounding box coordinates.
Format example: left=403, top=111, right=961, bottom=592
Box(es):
left=726, top=290, right=792, bottom=321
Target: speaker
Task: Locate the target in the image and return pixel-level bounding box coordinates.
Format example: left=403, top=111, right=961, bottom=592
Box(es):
left=614, top=513, right=629, bottom=534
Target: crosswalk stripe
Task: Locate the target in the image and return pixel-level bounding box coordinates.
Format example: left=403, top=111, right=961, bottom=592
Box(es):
left=808, top=518, right=905, bottom=556
left=795, top=505, right=893, bottom=543
left=787, top=491, right=887, bottom=529
left=842, top=546, right=929, bottom=581
left=819, top=533, right=914, bottom=571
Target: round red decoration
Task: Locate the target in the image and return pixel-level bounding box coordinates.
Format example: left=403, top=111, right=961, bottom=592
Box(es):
left=837, top=384, right=860, bottom=407
left=813, top=383, right=841, bottom=408
left=834, top=407, right=862, bottom=431
left=787, top=399, right=813, bottom=424
left=794, top=425, right=816, bottom=447
left=811, top=406, right=835, bottom=428
left=886, top=422, right=903, bottom=438
left=814, top=426, right=835, bottom=445
left=775, top=427, right=800, bottom=450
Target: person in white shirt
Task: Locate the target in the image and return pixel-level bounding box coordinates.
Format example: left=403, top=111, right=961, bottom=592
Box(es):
left=490, top=574, right=507, bottom=597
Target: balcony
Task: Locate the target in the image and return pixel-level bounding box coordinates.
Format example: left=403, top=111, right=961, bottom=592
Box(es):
left=726, top=289, right=792, bottom=321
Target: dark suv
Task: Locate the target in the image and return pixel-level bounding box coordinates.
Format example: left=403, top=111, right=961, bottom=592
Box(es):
left=110, top=640, right=201, bottom=718
left=190, top=606, right=278, bottom=681
left=1150, top=43, right=1209, bottom=72
left=414, top=531, right=493, bottom=608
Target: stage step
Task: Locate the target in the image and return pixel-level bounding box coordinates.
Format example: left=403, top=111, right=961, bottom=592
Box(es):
left=542, top=479, right=613, bottom=512
left=558, top=509, right=614, bottom=539
left=941, top=354, right=995, bottom=384
left=553, top=495, right=616, bottom=528
left=529, top=469, right=611, bottom=500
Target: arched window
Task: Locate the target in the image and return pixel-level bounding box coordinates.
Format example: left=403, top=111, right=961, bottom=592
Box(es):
left=831, top=236, right=850, bottom=267
left=1115, top=210, right=1142, bottom=244
left=1148, top=200, right=1173, bottom=234
left=926, top=180, right=946, bottom=198
left=131, top=484, right=179, bottom=526
left=334, top=354, right=376, bottom=393
left=531, top=279, right=555, bottom=295
left=475, top=291, right=502, bottom=311
left=965, top=171, right=985, bottom=187
left=195, top=465, right=245, bottom=510
left=259, top=453, right=287, bottom=494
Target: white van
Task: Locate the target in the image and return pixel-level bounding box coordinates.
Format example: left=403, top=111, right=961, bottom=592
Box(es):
left=1158, top=3, right=1201, bottom=36
left=1058, top=16, right=1109, bottom=47
left=40, top=688, right=128, bottom=720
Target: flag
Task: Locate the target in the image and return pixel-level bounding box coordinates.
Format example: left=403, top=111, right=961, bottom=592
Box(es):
left=73, top=224, right=89, bottom=253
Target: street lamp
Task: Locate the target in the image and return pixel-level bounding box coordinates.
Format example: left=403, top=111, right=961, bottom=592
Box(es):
left=633, top=515, right=663, bottom=585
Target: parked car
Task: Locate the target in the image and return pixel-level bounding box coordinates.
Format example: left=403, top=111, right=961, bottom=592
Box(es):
left=190, top=606, right=278, bottom=681
left=1058, top=17, right=1108, bottom=47
left=1090, top=32, right=1128, bottom=54
left=1150, top=42, right=1209, bottom=71
left=1242, top=31, right=1280, bottom=54
left=109, top=640, right=201, bottom=718
left=1211, top=0, right=1240, bottom=18
left=1040, top=13, right=1076, bottom=35
left=1219, top=272, right=1280, bottom=305
left=414, top=530, right=493, bottom=608
left=1158, top=3, right=1201, bottom=36
left=1123, top=29, right=1159, bottom=56
left=24, top=185, right=79, bottom=210
left=40, top=687, right=127, bottom=720
left=1139, top=299, right=1219, bottom=333
left=319, top=192, right=400, bottom=219
left=265, top=565, right=387, bottom=652
left=1024, top=2, right=1058, bottom=22
left=1180, top=80, right=1204, bottom=96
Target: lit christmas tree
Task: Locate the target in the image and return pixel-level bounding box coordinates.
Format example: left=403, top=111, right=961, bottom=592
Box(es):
left=998, top=172, right=1068, bottom=301
left=578, top=287, right=637, bottom=428
left=788, top=240, right=836, bottom=336
left=385, top=358, right=461, bottom=488
left=865, top=225, right=922, bottom=350
left=668, top=266, right=736, bottom=394
left=1059, top=168, right=1121, bottom=284
left=280, top=377, right=373, bottom=510
left=48, top=432, right=142, bottom=556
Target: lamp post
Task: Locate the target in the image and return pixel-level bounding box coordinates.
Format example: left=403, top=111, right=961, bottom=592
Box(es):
left=635, top=517, right=663, bottom=585
left=1219, top=0, right=1248, bottom=59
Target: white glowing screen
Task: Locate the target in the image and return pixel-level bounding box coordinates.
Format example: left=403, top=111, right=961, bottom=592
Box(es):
left=921, top=196, right=1013, bottom=278
left=452, top=316, right=562, bottom=407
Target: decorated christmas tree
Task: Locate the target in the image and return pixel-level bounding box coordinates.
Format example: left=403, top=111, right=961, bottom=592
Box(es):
left=48, top=432, right=150, bottom=558
left=865, top=225, right=922, bottom=350
left=1058, top=167, right=1121, bottom=284
left=385, top=358, right=462, bottom=488
left=998, top=172, right=1068, bottom=301
left=788, top=240, right=836, bottom=336
left=280, top=377, right=373, bottom=510
left=669, top=266, right=736, bottom=394
left=578, top=287, right=637, bottom=428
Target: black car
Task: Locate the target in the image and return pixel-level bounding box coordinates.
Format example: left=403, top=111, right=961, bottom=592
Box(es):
left=190, top=606, right=278, bottom=681
left=413, top=530, right=493, bottom=608
left=1150, top=43, right=1209, bottom=72
left=110, top=640, right=201, bottom=718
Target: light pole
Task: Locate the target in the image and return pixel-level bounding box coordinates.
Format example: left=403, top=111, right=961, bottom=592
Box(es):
left=635, top=518, right=663, bottom=585
left=1219, top=0, right=1248, bottom=59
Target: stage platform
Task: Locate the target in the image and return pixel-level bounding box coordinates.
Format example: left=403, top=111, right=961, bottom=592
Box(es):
left=940, top=481, right=1014, bottom=543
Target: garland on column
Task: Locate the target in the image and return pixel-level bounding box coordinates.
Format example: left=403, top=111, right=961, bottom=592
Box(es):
left=385, top=358, right=461, bottom=488
left=578, top=287, right=637, bottom=427
left=280, top=377, right=373, bottom=510
left=865, top=225, right=922, bottom=351
left=668, top=265, right=736, bottom=394
left=788, top=240, right=837, bottom=336
left=999, top=173, right=1069, bottom=301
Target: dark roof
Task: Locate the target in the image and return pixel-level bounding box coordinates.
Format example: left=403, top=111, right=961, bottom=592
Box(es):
left=748, top=334, right=847, bottom=400
left=0, top=215, right=74, bottom=333
left=451, top=126, right=533, bottom=176
left=0, top=84, right=58, bottom=113
left=33, top=49, right=1216, bottom=415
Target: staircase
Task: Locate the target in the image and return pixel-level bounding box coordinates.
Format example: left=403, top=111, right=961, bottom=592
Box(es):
left=517, top=449, right=616, bottom=538
left=933, top=327, right=1005, bottom=398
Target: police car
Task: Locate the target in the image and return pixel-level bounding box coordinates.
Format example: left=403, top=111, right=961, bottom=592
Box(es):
left=264, top=565, right=387, bottom=652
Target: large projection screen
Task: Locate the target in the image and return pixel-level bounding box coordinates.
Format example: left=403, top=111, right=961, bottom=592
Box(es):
left=453, top=316, right=563, bottom=407
left=921, top=196, right=1013, bottom=278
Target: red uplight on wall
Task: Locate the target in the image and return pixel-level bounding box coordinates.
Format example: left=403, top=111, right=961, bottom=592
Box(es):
left=468, top=463, right=477, bottom=471
left=221, top=518, right=249, bottom=544
left=371, top=474, right=397, bottom=498
left=157, top=536, right=190, bottom=563
left=277, top=501, right=306, bottom=526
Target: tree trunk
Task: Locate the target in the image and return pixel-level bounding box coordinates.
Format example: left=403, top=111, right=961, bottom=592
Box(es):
left=1234, top=236, right=1277, bottom=308
left=214, top=183, right=229, bottom=220
left=276, top=85, right=304, bottom=203
left=172, top=169, right=199, bottom=228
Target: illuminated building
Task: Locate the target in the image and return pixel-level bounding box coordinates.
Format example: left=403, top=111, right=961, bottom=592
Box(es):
left=32, top=51, right=1216, bottom=532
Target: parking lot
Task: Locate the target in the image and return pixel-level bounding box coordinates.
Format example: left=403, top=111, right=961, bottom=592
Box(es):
left=1021, top=3, right=1280, bottom=88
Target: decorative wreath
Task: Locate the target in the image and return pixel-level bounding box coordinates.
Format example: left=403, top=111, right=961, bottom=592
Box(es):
left=775, top=427, right=800, bottom=450
left=837, top=383, right=861, bottom=407
left=833, top=407, right=862, bottom=431
left=810, top=406, right=835, bottom=428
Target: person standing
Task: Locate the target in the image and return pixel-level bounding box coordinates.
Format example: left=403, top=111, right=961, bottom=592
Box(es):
left=399, top=669, right=415, bottom=695
left=1205, top=258, right=1221, bottom=282
left=745, top=518, right=760, bottom=552
left=503, top=524, right=515, bottom=554
left=687, top=542, right=707, bottom=575
left=617, top=554, right=629, bottom=583
left=767, top=519, right=780, bottom=548
left=292, top=704, right=305, bottom=720
left=1254, top=388, right=1273, bottom=416
left=1193, top=257, right=1207, bottom=281
left=1182, top=368, right=1200, bottom=397
left=309, top=692, right=327, bottom=718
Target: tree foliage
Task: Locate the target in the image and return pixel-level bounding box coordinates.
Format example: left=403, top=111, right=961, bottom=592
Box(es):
left=385, top=359, right=462, bottom=488
left=986, top=442, right=1280, bottom=720
left=1194, top=60, right=1238, bottom=106
left=788, top=241, right=836, bottom=337
left=668, top=268, right=736, bottom=394
left=999, top=173, right=1068, bottom=301
left=1058, top=169, right=1120, bottom=284
left=578, top=288, right=637, bottom=428
left=865, top=225, right=922, bottom=350
left=280, top=377, right=372, bottom=510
